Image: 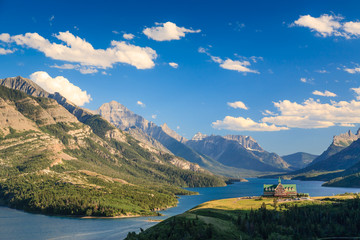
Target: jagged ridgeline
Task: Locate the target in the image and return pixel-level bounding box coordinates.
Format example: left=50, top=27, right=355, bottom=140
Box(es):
left=0, top=83, right=225, bottom=217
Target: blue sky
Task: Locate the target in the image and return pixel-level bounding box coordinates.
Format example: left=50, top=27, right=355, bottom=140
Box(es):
left=1, top=0, right=360, bottom=155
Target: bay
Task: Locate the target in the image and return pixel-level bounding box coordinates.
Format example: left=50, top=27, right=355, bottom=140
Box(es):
left=1, top=178, right=359, bottom=240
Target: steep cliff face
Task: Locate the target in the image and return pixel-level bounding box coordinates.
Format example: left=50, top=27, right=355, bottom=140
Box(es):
left=333, top=130, right=360, bottom=147
left=223, top=135, right=263, bottom=151
left=161, top=123, right=187, bottom=143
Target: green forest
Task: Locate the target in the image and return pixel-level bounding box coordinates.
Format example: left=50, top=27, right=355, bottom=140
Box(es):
left=126, top=195, right=360, bottom=240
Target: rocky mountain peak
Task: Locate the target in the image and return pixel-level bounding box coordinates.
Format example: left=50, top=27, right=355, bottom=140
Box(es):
left=333, top=128, right=360, bottom=147
left=161, top=123, right=187, bottom=143
left=191, top=132, right=208, bottom=141
left=223, top=135, right=263, bottom=151
left=0, top=76, right=50, bottom=98
left=97, top=101, right=148, bottom=130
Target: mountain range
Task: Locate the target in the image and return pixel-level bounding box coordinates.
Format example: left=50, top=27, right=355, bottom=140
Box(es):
left=4, top=75, right=360, bottom=218
left=96, top=100, right=297, bottom=177
left=272, top=128, right=360, bottom=187
left=0, top=76, right=225, bottom=217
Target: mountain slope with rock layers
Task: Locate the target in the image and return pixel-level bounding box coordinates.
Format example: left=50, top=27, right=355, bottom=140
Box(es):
left=0, top=78, right=226, bottom=218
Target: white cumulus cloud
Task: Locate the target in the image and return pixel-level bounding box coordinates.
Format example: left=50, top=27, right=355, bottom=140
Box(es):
left=0, top=31, right=157, bottom=71
left=293, top=14, right=342, bottom=37
left=198, top=47, right=258, bottom=74
left=227, top=101, right=248, bottom=110
left=137, top=101, right=145, bottom=107
left=262, top=92, right=360, bottom=128
left=212, top=116, right=288, bottom=132
left=169, top=62, right=178, bottom=68
left=0, top=48, right=14, bottom=55
left=30, top=71, right=92, bottom=106
left=143, top=22, right=200, bottom=41
left=292, top=14, right=360, bottom=38
left=344, top=65, right=360, bottom=74
left=343, top=21, right=360, bottom=36
left=220, top=59, right=259, bottom=73
left=123, top=33, right=135, bottom=40
left=312, top=90, right=337, bottom=97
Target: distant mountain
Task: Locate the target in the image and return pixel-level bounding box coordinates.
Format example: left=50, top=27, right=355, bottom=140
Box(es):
left=97, top=101, right=286, bottom=177
left=0, top=82, right=225, bottom=217
left=223, top=135, right=263, bottom=152
left=277, top=129, right=360, bottom=178
left=282, top=152, right=318, bottom=170
left=309, top=130, right=360, bottom=166
left=97, top=101, right=251, bottom=177
left=185, top=133, right=290, bottom=172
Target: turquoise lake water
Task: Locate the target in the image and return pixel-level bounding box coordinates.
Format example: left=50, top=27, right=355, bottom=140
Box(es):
left=1, top=178, right=360, bottom=240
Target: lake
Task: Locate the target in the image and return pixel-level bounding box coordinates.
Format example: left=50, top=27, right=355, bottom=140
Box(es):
left=1, top=178, right=360, bottom=240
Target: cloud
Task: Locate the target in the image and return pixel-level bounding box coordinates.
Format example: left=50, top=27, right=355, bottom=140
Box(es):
left=123, top=33, right=135, bottom=40
left=249, top=56, right=263, bottom=63
left=227, top=101, right=248, bottom=110
left=143, top=22, right=200, bottom=41
left=344, top=65, right=360, bottom=74
left=220, top=59, right=259, bottom=73
left=343, top=21, right=360, bottom=36
left=300, top=77, right=313, bottom=83
left=293, top=14, right=342, bottom=37
left=112, top=30, right=120, bottom=34
left=228, top=21, right=245, bottom=31
left=51, top=63, right=98, bottom=74
left=29, top=71, right=91, bottom=106
left=176, top=126, right=180, bottom=130
left=292, top=14, right=360, bottom=38
left=199, top=47, right=259, bottom=74
left=312, top=90, right=337, bottom=97
left=0, top=48, right=14, bottom=55
left=315, top=70, right=328, bottom=73
left=212, top=116, right=288, bottom=132
left=137, top=101, right=145, bottom=107
left=262, top=92, right=360, bottom=128
left=49, top=15, right=55, bottom=26
left=351, top=87, right=360, bottom=100
left=0, top=31, right=157, bottom=71
left=151, top=114, right=157, bottom=119
left=198, top=47, right=207, bottom=53
left=169, top=62, right=178, bottom=68
left=0, top=33, right=11, bottom=42
left=262, top=110, right=277, bottom=116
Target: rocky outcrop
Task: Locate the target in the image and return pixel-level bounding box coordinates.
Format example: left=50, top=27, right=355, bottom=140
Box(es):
left=0, top=98, right=39, bottom=134
left=161, top=123, right=187, bottom=143
left=333, top=129, right=360, bottom=147
left=310, top=129, right=360, bottom=166
left=224, top=135, right=263, bottom=152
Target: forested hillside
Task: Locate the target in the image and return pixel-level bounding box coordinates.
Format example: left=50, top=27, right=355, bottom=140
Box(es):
left=0, top=85, right=225, bottom=217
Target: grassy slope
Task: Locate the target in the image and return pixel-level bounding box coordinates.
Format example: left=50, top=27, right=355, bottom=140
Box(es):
left=126, top=194, right=360, bottom=240
left=0, top=86, right=226, bottom=217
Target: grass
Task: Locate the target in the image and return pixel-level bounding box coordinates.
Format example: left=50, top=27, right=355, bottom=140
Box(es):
left=126, top=194, right=360, bottom=240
